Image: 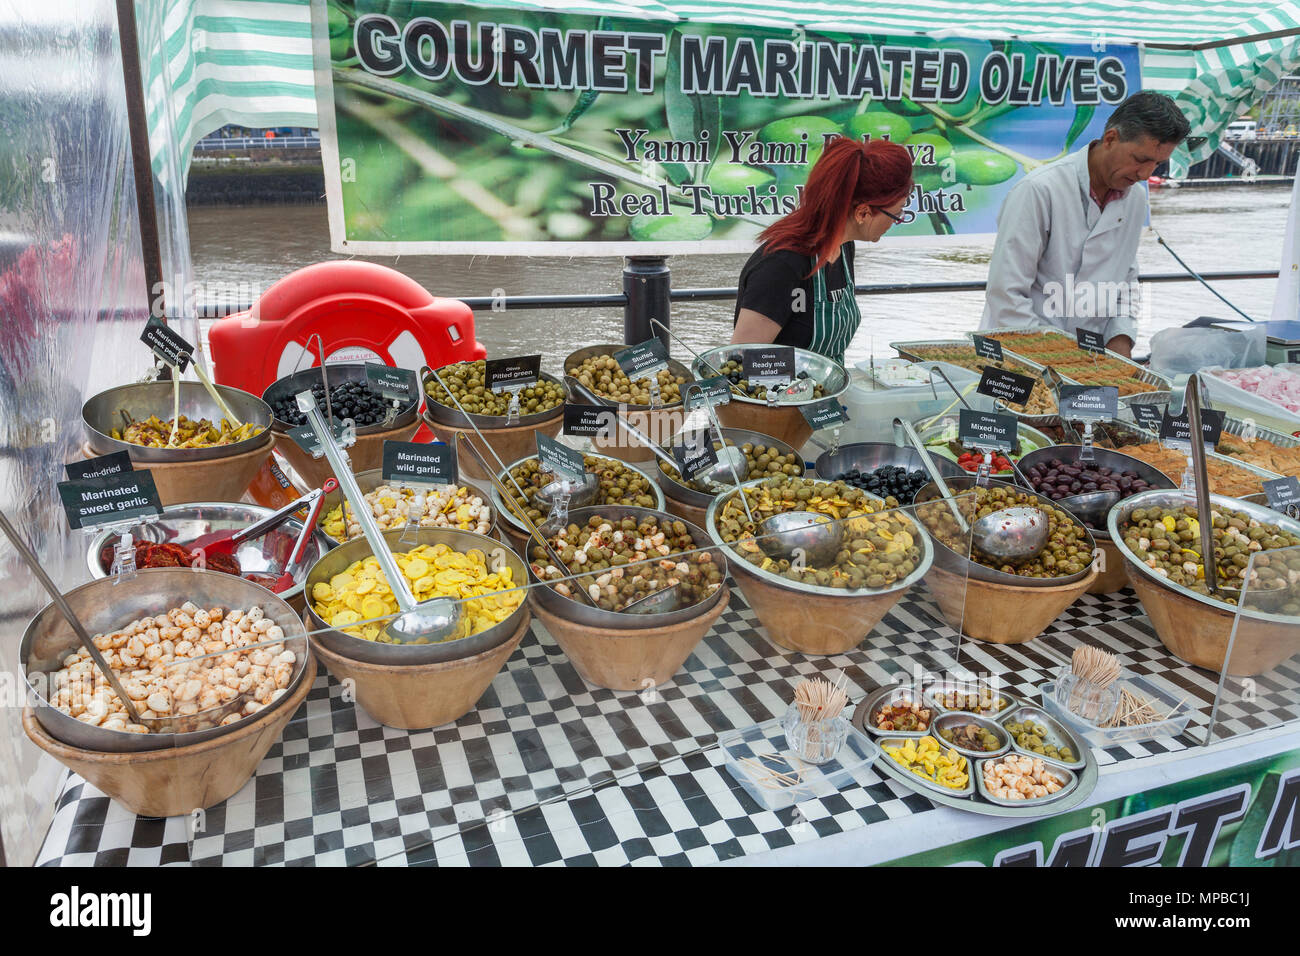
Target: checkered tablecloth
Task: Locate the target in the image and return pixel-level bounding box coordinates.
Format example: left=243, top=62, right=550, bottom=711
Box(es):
left=34, top=583, right=1299, bottom=867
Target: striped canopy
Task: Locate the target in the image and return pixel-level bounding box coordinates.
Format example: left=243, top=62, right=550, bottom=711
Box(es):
left=141, top=0, right=1300, bottom=180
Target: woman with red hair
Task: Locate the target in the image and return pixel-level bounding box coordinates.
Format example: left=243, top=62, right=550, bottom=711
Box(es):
left=732, top=136, right=913, bottom=365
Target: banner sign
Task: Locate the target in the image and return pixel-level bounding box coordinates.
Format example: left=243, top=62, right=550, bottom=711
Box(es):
left=884, top=748, right=1300, bottom=868
left=312, top=1, right=1141, bottom=254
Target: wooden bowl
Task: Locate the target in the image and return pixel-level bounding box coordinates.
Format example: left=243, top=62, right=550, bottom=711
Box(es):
left=729, top=561, right=910, bottom=655
left=80, top=437, right=275, bottom=508
left=276, top=418, right=419, bottom=489
left=662, top=495, right=709, bottom=530
left=1128, top=570, right=1298, bottom=676
left=924, top=563, right=1098, bottom=644
left=309, top=611, right=529, bottom=729
left=591, top=405, right=686, bottom=463
left=531, top=585, right=729, bottom=691
left=713, top=400, right=813, bottom=453
left=23, top=655, right=315, bottom=818
left=1088, top=538, right=1131, bottom=594
left=422, top=411, right=564, bottom=480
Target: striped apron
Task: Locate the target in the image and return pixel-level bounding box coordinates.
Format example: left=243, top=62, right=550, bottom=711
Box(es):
left=806, top=253, right=861, bottom=367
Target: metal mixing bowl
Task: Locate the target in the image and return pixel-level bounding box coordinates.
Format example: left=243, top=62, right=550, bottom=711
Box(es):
left=563, top=344, right=694, bottom=410
left=316, top=468, right=495, bottom=546
left=492, top=452, right=665, bottom=536
left=303, top=526, right=528, bottom=665
left=262, top=363, right=420, bottom=435
left=913, top=476, right=1097, bottom=587
left=691, top=344, right=849, bottom=407
left=82, top=381, right=273, bottom=463
left=525, top=505, right=728, bottom=630
left=21, top=568, right=310, bottom=753
left=1016, top=445, right=1176, bottom=542
left=1107, top=489, right=1300, bottom=622
left=814, top=441, right=965, bottom=490
left=915, top=418, right=1054, bottom=474
left=705, top=477, right=934, bottom=598
left=656, top=427, right=803, bottom=509
left=85, top=502, right=333, bottom=605
left=420, top=365, right=568, bottom=429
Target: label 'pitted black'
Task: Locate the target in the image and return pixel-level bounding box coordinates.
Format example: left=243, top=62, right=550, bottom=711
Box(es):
left=800, top=397, right=849, bottom=430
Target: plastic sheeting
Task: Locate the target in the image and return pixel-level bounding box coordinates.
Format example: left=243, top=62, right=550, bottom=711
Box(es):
left=0, top=0, right=154, bottom=865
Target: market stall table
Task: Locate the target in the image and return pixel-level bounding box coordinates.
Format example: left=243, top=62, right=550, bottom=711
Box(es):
left=33, top=586, right=1300, bottom=867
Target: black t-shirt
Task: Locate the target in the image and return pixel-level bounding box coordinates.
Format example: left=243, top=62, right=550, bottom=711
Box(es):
left=734, top=242, right=855, bottom=350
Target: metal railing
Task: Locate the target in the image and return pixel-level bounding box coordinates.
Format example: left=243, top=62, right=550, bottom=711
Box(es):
left=194, top=136, right=320, bottom=150
left=197, top=268, right=1279, bottom=318
left=449, top=269, right=1281, bottom=311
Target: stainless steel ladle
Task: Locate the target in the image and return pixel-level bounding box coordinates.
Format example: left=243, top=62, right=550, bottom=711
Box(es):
left=299, top=391, right=463, bottom=644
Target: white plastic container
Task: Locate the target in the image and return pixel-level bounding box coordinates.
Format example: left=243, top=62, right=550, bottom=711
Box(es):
left=1198, top=365, right=1300, bottom=436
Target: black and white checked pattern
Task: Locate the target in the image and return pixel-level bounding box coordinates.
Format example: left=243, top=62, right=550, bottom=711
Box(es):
left=35, top=583, right=1300, bottom=867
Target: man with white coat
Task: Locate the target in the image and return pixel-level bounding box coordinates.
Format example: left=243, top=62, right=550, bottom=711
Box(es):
left=981, top=92, right=1190, bottom=357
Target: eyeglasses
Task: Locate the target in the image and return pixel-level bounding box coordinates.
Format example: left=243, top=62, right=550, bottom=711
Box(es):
left=873, top=206, right=907, bottom=224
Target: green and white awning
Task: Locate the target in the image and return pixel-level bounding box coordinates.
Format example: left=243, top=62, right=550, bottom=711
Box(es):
left=139, top=0, right=1300, bottom=180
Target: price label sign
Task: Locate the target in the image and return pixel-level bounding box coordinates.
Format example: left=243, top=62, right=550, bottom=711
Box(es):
left=1131, top=402, right=1164, bottom=432
left=671, top=427, right=720, bottom=483
left=382, top=440, right=456, bottom=485
left=958, top=408, right=1017, bottom=453
left=485, top=354, right=542, bottom=392
left=1159, top=408, right=1225, bottom=451
left=684, top=376, right=733, bottom=410
left=140, top=317, right=194, bottom=371
left=1264, top=476, right=1300, bottom=514
left=58, top=470, right=163, bottom=530
left=287, top=420, right=351, bottom=457
left=977, top=366, right=1036, bottom=407
left=536, top=432, right=586, bottom=482
left=365, top=363, right=417, bottom=402
left=972, top=334, right=1004, bottom=363
left=1059, top=385, right=1119, bottom=422
left=800, top=397, right=849, bottom=431
left=65, top=451, right=133, bottom=482
left=742, top=346, right=796, bottom=386
left=562, top=403, right=617, bottom=438
left=614, top=339, right=669, bottom=380
left=1076, top=328, right=1107, bottom=353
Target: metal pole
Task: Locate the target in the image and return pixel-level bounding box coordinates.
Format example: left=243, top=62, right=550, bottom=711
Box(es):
left=623, top=256, right=671, bottom=348
left=115, top=0, right=165, bottom=322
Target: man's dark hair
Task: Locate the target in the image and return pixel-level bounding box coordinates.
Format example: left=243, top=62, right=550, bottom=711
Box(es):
left=1105, top=91, right=1191, bottom=145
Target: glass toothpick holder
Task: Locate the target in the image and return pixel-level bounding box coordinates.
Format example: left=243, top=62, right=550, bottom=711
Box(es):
left=780, top=704, right=849, bottom=766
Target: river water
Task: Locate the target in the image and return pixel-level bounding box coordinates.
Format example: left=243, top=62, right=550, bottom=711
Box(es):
left=189, top=182, right=1292, bottom=370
